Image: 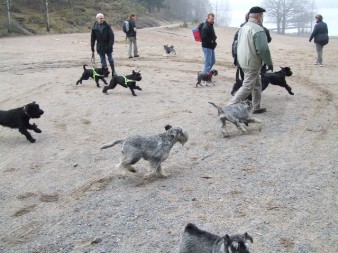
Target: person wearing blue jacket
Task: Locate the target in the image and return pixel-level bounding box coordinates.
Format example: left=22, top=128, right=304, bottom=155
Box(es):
left=309, top=14, right=329, bottom=67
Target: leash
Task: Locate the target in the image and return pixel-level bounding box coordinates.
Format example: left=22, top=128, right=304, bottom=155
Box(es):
left=91, top=52, right=95, bottom=64
left=92, top=68, right=104, bottom=80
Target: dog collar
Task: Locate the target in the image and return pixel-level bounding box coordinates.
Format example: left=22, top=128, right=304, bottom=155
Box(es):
left=23, top=106, right=31, bottom=117
left=92, top=68, right=104, bottom=80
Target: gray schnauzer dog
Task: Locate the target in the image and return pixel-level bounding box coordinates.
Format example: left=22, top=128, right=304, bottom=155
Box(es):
left=209, top=100, right=260, bottom=137
left=179, top=223, right=253, bottom=253
left=163, top=45, right=176, bottom=56
left=100, top=125, right=188, bottom=179
left=196, top=69, right=218, bottom=87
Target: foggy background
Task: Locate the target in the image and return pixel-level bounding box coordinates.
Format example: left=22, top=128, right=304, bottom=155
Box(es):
left=212, top=0, right=337, bottom=36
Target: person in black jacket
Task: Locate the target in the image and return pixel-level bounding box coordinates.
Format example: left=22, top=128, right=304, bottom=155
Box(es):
left=309, top=14, right=329, bottom=67
left=125, top=14, right=139, bottom=58
left=91, top=13, right=116, bottom=76
left=201, top=13, right=217, bottom=74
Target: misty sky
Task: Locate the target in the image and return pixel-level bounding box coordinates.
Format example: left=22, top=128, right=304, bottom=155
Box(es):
left=212, top=0, right=338, bottom=35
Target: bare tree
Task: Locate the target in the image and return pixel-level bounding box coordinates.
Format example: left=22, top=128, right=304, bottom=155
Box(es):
left=213, top=0, right=231, bottom=27
left=40, top=0, right=50, bottom=32
left=6, top=0, right=11, bottom=33
left=263, top=0, right=312, bottom=34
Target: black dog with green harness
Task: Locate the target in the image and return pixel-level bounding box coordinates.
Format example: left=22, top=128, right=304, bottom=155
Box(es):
left=103, top=70, right=142, bottom=96
left=76, top=64, right=110, bottom=88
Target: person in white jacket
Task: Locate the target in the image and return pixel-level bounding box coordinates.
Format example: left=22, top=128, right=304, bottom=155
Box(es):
left=228, top=6, right=273, bottom=114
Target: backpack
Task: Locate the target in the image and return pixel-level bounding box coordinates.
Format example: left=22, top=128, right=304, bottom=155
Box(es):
left=192, top=22, right=204, bottom=42
left=123, top=20, right=129, bottom=33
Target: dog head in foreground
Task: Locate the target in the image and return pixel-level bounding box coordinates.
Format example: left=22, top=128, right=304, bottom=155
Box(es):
left=179, top=223, right=253, bottom=253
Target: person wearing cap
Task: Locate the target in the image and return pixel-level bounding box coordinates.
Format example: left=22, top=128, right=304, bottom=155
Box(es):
left=229, top=6, right=273, bottom=114
left=91, top=13, right=117, bottom=76
left=201, top=13, right=217, bottom=74
left=309, top=14, right=329, bottom=67
left=232, top=12, right=272, bottom=80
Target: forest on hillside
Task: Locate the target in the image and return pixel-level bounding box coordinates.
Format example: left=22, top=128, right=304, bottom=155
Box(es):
left=1, top=0, right=227, bottom=36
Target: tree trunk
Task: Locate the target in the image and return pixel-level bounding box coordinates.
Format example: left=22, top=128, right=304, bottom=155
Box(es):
left=282, top=0, right=286, bottom=34
left=46, top=0, right=50, bottom=32
left=6, top=0, right=11, bottom=33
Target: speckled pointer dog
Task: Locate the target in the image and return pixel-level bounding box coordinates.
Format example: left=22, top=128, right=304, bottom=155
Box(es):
left=100, top=125, right=188, bottom=179
left=209, top=100, right=260, bottom=137
left=179, top=223, right=253, bottom=253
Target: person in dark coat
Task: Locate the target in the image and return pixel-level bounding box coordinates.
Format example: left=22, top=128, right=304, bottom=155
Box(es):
left=125, top=13, right=139, bottom=58
left=309, top=14, right=329, bottom=67
left=201, top=13, right=217, bottom=74
left=91, top=13, right=116, bottom=76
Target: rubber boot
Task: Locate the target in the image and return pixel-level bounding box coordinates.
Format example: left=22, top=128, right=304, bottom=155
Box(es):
left=110, top=64, right=117, bottom=76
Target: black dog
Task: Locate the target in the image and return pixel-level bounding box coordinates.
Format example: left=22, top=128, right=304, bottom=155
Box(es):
left=262, top=67, right=294, bottom=95
left=231, top=67, right=294, bottom=100
left=163, top=45, right=176, bottom=56
left=196, top=69, right=218, bottom=87
left=76, top=64, right=110, bottom=87
left=0, top=102, right=44, bottom=143
left=102, top=70, right=142, bottom=96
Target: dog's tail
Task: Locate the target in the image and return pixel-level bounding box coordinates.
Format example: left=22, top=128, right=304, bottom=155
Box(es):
left=100, top=140, right=124, bottom=150
left=208, top=102, right=223, bottom=115
left=83, top=64, right=88, bottom=70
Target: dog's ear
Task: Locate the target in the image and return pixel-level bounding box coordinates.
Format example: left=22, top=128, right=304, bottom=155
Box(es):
left=244, top=232, right=253, bottom=243
left=32, top=101, right=36, bottom=104
left=165, top=125, right=172, bottom=131
left=224, top=234, right=230, bottom=244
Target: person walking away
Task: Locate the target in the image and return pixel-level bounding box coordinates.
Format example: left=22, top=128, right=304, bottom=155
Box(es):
left=91, top=13, right=117, bottom=76
left=228, top=6, right=273, bottom=114
left=125, top=14, right=139, bottom=58
left=309, top=14, right=329, bottom=67
left=201, top=13, right=217, bottom=74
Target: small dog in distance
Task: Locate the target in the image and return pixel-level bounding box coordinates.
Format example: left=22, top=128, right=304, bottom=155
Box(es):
left=76, top=64, right=110, bottom=87
left=196, top=69, right=218, bottom=87
left=163, top=45, right=176, bottom=56
left=209, top=100, right=261, bottom=137
left=102, top=70, right=142, bottom=96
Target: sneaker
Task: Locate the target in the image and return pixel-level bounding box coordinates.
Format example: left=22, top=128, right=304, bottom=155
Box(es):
left=134, top=55, right=139, bottom=57
left=320, top=64, right=323, bottom=67
left=252, top=108, right=267, bottom=114
left=128, top=56, right=133, bottom=58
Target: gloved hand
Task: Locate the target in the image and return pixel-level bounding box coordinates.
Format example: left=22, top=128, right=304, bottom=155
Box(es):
left=267, top=65, right=273, bottom=72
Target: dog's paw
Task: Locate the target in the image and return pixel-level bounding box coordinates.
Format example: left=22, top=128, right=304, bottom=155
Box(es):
left=34, top=128, right=42, bottom=133
left=29, top=138, right=36, bottom=143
